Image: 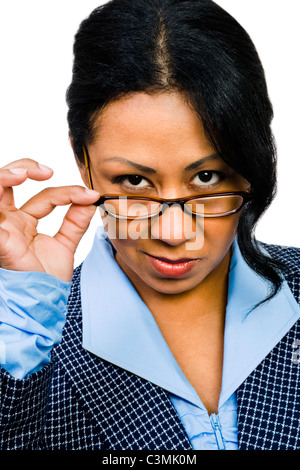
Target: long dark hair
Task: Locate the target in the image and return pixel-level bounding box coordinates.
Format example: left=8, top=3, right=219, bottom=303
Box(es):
left=66, top=0, right=286, bottom=305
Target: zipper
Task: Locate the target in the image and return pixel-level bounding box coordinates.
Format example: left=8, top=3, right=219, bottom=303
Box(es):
left=210, top=413, right=226, bottom=450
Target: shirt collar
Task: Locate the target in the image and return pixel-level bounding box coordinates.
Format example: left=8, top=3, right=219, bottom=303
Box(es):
left=81, top=226, right=300, bottom=408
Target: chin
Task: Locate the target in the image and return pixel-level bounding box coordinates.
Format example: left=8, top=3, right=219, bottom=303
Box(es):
left=140, top=273, right=205, bottom=296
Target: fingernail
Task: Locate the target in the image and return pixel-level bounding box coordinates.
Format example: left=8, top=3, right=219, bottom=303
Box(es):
left=38, top=164, right=53, bottom=172
left=10, top=168, right=27, bottom=174
left=85, top=188, right=99, bottom=195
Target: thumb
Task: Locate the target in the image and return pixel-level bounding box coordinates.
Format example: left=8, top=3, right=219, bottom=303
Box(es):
left=54, top=203, right=97, bottom=255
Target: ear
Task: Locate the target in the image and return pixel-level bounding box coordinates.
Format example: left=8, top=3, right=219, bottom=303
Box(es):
left=69, top=132, right=90, bottom=188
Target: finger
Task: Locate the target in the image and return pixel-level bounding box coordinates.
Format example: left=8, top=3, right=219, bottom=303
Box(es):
left=0, top=169, right=28, bottom=209
left=1, top=159, right=53, bottom=182
left=0, top=166, right=53, bottom=209
left=0, top=168, right=28, bottom=187
left=20, top=186, right=100, bottom=220
left=54, top=203, right=97, bottom=255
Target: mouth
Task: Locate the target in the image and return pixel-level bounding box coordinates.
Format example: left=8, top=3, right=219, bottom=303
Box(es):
left=144, top=252, right=201, bottom=278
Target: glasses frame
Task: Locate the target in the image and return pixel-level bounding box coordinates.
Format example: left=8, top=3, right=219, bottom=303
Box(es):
left=83, top=145, right=253, bottom=219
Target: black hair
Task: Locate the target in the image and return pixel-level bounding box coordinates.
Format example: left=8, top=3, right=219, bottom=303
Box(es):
left=66, top=0, right=287, bottom=306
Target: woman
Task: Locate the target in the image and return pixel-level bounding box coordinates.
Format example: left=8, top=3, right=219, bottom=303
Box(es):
left=0, top=0, right=299, bottom=451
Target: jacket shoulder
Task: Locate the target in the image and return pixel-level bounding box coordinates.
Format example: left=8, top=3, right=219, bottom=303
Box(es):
left=259, top=241, right=300, bottom=275
left=259, top=241, right=300, bottom=304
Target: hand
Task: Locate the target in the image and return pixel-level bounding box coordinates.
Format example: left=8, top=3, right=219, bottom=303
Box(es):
left=0, top=159, right=100, bottom=281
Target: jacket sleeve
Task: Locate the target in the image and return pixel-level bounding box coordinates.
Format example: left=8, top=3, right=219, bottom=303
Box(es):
left=0, top=363, right=54, bottom=450
left=0, top=268, right=72, bottom=449
left=0, top=268, right=71, bottom=379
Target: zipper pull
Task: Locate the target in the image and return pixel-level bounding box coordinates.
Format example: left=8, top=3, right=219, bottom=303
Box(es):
left=210, top=413, right=226, bottom=450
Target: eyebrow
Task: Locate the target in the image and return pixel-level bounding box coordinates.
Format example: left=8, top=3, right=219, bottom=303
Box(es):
left=184, top=153, right=220, bottom=171
left=102, top=157, right=156, bottom=174
left=102, top=153, right=220, bottom=173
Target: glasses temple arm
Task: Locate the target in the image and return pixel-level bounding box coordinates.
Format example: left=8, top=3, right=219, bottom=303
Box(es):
left=83, top=146, right=94, bottom=190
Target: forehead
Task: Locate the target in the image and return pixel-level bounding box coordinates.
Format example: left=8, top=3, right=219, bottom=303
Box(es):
left=90, top=91, right=216, bottom=168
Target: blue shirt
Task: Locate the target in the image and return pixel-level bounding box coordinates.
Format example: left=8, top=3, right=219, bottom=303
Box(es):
left=0, top=226, right=299, bottom=450
left=0, top=270, right=70, bottom=379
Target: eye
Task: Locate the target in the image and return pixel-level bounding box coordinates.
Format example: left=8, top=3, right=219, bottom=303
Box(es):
left=192, top=171, right=223, bottom=187
left=113, top=174, right=150, bottom=189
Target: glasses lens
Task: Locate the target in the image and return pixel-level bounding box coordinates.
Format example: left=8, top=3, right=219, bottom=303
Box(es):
left=185, top=195, right=244, bottom=216
left=100, top=195, right=245, bottom=219
left=102, top=198, right=162, bottom=219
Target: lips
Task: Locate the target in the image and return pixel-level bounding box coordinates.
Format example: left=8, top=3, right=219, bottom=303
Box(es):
left=149, top=255, right=197, bottom=264
left=145, top=253, right=200, bottom=278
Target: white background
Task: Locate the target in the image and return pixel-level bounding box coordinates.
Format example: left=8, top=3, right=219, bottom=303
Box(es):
left=0, top=0, right=299, bottom=267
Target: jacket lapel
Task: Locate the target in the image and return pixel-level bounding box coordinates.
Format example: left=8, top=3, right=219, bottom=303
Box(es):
left=54, top=271, right=192, bottom=450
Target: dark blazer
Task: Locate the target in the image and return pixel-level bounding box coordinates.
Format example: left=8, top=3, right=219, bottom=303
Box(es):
left=0, top=243, right=299, bottom=450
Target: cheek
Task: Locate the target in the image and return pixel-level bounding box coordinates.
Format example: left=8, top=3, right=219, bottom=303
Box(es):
left=192, top=216, right=240, bottom=280
left=202, top=214, right=240, bottom=250
left=108, top=237, right=144, bottom=280
left=105, top=220, right=142, bottom=261
left=100, top=208, right=151, bottom=241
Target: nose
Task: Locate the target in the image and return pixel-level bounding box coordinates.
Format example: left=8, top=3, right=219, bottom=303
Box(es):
left=150, top=204, right=198, bottom=246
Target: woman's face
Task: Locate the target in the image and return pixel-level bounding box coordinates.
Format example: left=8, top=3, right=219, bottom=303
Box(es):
left=78, top=92, right=250, bottom=298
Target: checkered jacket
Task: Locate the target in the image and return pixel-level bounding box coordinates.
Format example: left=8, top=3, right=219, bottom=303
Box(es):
left=0, top=243, right=299, bottom=450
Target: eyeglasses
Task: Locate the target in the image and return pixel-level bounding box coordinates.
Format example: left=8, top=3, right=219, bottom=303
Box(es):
left=95, top=192, right=252, bottom=219
left=83, top=146, right=253, bottom=219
